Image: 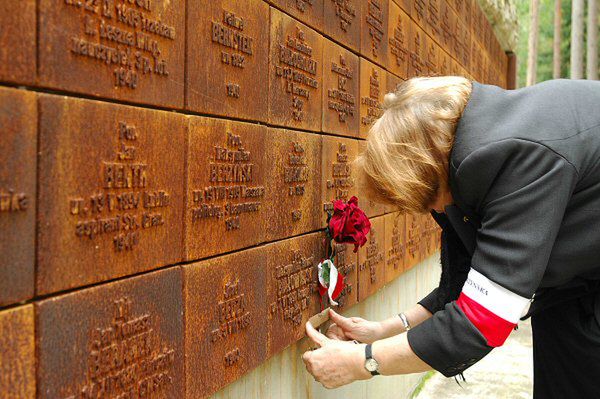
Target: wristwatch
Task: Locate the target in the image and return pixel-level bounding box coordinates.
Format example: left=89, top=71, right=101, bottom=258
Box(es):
left=364, top=343, right=380, bottom=376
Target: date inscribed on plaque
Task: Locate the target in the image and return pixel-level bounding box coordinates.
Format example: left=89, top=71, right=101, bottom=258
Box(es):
left=65, top=297, right=175, bottom=399
left=63, top=0, right=174, bottom=90
left=69, top=121, right=170, bottom=253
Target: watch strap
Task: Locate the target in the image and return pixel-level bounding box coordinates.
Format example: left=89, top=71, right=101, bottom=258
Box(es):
left=365, top=343, right=380, bottom=376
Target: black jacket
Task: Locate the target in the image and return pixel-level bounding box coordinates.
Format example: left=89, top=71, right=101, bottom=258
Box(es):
left=406, top=79, right=600, bottom=377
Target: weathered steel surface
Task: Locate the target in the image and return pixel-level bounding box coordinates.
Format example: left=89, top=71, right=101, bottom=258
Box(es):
left=184, top=247, right=267, bottom=399
left=386, top=71, right=403, bottom=94
left=387, top=1, right=410, bottom=79
left=37, top=94, right=185, bottom=295
left=0, top=0, right=35, bottom=84
left=36, top=268, right=184, bottom=399
left=332, top=242, right=359, bottom=308
left=440, top=1, right=456, bottom=51
left=269, top=8, right=323, bottom=132
left=38, top=0, right=184, bottom=108
left=186, top=117, right=266, bottom=260
left=0, top=305, right=35, bottom=399
left=323, top=0, right=361, bottom=51
left=358, top=215, right=386, bottom=301
left=411, top=0, right=427, bottom=30
left=268, top=0, right=324, bottom=31
left=425, top=33, right=440, bottom=76
left=322, top=39, right=360, bottom=137
left=426, top=0, right=442, bottom=44
left=405, top=213, right=425, bottom=270
left=264, top=128, right=322, bottom=242
left=266, top=232, right=323, bottom=356
left=385, top=212, right=406, bottom=284
left=359, top=57, right=386, bottom=138
left=439, top=47, right=452, bottom=76
left=360, top=0, right=389, bottom=67
left=186, top=0, right=269, bottom=122
left=0, top=88, right=36, bottom=306
left=392, top=0, right=411, bottom=14
left=321, top=135, right=358, bottom=225
left=408, top=21, right=427, bottom=78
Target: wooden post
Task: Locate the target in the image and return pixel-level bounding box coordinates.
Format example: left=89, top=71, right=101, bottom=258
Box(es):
left=571, top=0, right=585, bottom=79
left=587, top=0, right=598, bottom=79
left=553, top=0, right=562, bottom=78
left=527, top=0, right=540, bottom=86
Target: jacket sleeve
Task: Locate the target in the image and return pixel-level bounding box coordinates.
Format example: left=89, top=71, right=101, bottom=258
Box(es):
left=407, top=139, right=578, bottom=377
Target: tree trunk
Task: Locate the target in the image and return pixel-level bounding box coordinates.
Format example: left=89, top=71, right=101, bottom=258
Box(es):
left=571, top=0, right=585, bottom=79
left=527, top=0, right=540, bottom=86
left=554, top=0, right=562, bottom=78
left=587, top=0, right=598, bottom=79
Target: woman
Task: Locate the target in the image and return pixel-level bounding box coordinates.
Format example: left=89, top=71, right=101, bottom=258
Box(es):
left=302, top=77, right=600, bottom=398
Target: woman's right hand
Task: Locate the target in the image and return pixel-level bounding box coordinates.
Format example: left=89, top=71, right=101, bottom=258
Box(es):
left=325, top=308, right=385, bottom=344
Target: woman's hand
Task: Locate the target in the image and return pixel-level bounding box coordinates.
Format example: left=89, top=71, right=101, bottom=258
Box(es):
left=302, top=322, right=371, bottom=389
left=325, top=308, right=386, bottom=344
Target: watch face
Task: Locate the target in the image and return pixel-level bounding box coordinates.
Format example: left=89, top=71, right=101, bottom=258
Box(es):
left=365, top=358, right=379, bottom=372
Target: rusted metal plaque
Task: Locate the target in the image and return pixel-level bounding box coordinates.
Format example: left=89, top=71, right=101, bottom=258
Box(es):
left=358, top=141, right=386, bottom=217
left=37, top=268, right=184, bottom=399
left=332, top=242, right=359, bottom=308
left=266, top=232, right=323, bottom=356
left=392, top=0, right=411, bottom=14
left=386, top=71, right=403, bottom=95
left=358, top=215, right=385, bottom=301
left=411, top=0, right=427, bottom=30
left=408, top=21, right=427, bottom=78
left=264, top=128, right=322, bottom=242
left=186, top=117, right=266, bottom=261
left=387, top=1, right=410, bottom=79
left=186, top=0, right=269, bottom=122
left=0, top=305, right=35, bottom=399
left=360, top=0, right=389, bottom=67
left=323, top=0, right=361, bottom=51
left=37, top=95, right=185, bottom=296
left=268, top=0, right=324, bottom=31
left=424, top=34, right=440, bottom=76
left=439, top=48, right=452, bottom=76
left=38, top=0, right=184, bottom=108
left=321, top=136, right=358, bottom=225
left=426, top=0, right=442, bottom=44
left=405, top=213, right=425, bottom=270
left=322, top=40, right=360, bottom=137
left=269, top=8, right=323, bottom=132
left=0, top=0, right=35, bottom=84
left=385, top=212, right=406, bottom=284
left=359, top=57, right=386, bottom=138
left=184, top=247, right=267, bottom=399
left=0, top=88, right=36, bottom=306
left=440, top=1, right=456, bottom=52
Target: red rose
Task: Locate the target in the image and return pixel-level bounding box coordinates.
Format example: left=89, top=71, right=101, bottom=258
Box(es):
left=328, top=196, right=371, bottom=252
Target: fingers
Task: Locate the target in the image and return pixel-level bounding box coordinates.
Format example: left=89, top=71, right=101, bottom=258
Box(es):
left=329, top=308, right=352, bottom=329
left=325, top=323, right=347, bottom=340
left=306, top=321, right=329, bottom=347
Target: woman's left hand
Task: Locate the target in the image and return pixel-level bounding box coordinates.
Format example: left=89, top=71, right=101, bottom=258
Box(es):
left=302, top=321, right=372, bottom=389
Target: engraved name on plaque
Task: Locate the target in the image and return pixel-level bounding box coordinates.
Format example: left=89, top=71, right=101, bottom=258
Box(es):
left=186, top=0, right=269, bottom=122
left=269, top=8, right=323, bottom=132
left=265, top=128, right=321, bottom=242
left=360, top=0, right=389, bottom=67
left=184, top=248, right=267, bottom=399
left=266, top=233, right=322, bottom=356
left=359, top=58, right=386, bottom=138
left=387, top=1, right=410, bottom=79
left=358, top=216, right=386, bottom=301
left=323, top=0, right=360, bottom=51
left=186, top=117, right=266, bottom=260
left=0, top=88, right=36, bottom=306
left=37, top=95, right=185, bottom=295
left=385, top=212, right=406, bottom=283
left=322, top=40, right=360, bottom=137
left=37, top=269, right=183, bottom=399
left=39, top=0, right=184, bottom=107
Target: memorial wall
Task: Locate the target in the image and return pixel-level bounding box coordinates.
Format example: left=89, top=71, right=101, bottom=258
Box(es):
left=0, top=0, right=509, bottom=398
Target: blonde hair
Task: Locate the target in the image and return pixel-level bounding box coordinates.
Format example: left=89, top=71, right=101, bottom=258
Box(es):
left=355, top=76, right=472, bottom=214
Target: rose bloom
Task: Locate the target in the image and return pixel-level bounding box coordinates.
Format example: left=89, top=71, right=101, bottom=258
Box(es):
left=328, top=196, right=371, bottom=252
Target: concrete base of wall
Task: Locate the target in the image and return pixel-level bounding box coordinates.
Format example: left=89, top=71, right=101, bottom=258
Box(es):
left=208, top=252, right=442, bottom=399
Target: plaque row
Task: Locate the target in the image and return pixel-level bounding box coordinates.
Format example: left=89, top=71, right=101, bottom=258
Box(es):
left=1, top=86, right=417, bottom=304
left=0, top=0, right=508, bottom=120
left=0, top=212, right=440, bottom=399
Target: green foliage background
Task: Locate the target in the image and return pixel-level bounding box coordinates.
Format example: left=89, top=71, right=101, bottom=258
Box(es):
left=516, top=0, right=598, bottom=87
